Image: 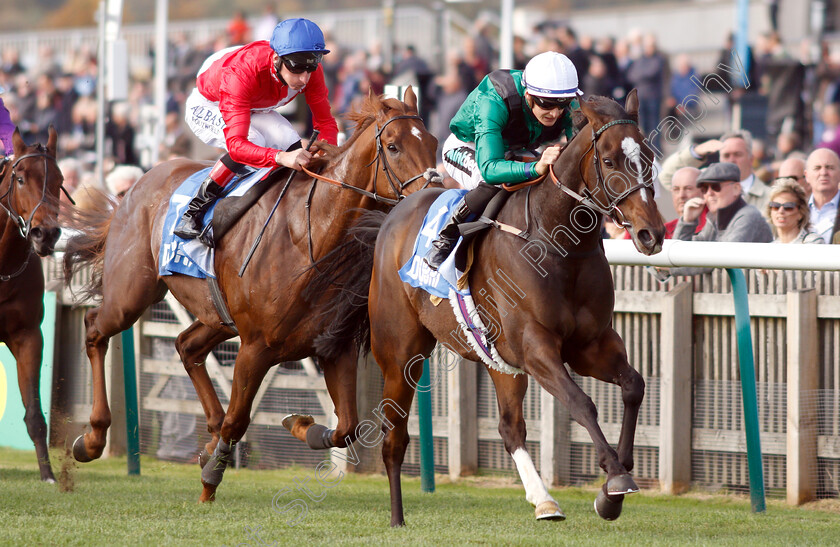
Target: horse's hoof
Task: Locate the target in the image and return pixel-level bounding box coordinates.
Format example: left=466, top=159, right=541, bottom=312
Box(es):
left=594, top=489, right=624, bottom=521
left=282, top=414, right=315, bottom=442
left=606, top=473, right=639, bottom=496
left=535, top=500, right=566, bottom=521
left=198, top=449, right=212, bottom=469
left=72, top=435, right=93, bottom=463
left=43, top=477, right=57, bottom=484
left=282, top=413, right=313, bottom=430
left=199, top=481, right=217, bottom=503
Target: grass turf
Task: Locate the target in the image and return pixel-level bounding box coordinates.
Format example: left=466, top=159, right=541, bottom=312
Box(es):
left=1, top=447, right=838, bottom=546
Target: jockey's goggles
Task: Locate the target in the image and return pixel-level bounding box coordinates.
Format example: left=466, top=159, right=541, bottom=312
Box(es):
left=280, top=52, right=323, bottom=74
left=530, top=94, right=571, bottom=111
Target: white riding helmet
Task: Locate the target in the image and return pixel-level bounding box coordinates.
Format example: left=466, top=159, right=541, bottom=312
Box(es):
left=522, top=52, right=580, bottom=98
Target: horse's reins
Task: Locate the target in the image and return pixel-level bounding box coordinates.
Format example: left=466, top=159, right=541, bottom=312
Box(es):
left=478, top=118, right=653, bottom=255
left=550, top=118, right=653, bottom=228
left=300, top=114, right=442, bottom=207
left=299, top=114, right=442, bottom=264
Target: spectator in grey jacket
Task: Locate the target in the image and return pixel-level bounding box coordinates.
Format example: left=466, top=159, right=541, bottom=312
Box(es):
left=660, top=130, right=772, bottom=215
left=668, top=162, right=773, bottom=275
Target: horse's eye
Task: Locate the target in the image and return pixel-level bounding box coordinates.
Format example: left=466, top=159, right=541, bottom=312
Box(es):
left=16, top=176, right=24, bottom=185
left=603, top=158, right=614, bottom=168
left=387, top=143, right=398, bottom=153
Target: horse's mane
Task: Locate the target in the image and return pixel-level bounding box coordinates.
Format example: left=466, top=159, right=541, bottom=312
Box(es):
left=315, top=93, right=415, bottom=165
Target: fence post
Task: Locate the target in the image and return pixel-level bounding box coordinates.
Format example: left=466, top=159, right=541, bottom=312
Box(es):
left=447, top=357, right=477, bottom=479
left=786, top=288, right=818, bottom=505
left=418, top=358, right=435, bottom=493
left=726, top=268, right=766, bottom=513
left=659, top=281, right=693, bottom=494
left=121, top=327, right=140, bottom=475
left=540, top=386, right=570, bottom=486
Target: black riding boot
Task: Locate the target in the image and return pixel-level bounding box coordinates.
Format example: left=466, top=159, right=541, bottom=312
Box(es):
left=173, top=176, right=226, bottom=240
left=423, top=199, right=472, bottom=271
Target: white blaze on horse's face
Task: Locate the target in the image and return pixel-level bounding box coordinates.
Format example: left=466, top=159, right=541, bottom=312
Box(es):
left=411, top=126, right=423, bottom=142
left=621, top=136, right=650, bottom=204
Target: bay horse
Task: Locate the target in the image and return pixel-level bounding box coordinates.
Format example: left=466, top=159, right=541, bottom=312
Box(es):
left=0, top=126, right=64, bottom=482
left=301, top=90, right=665, bottom=526
left=62, top=89, right=440, bottom=502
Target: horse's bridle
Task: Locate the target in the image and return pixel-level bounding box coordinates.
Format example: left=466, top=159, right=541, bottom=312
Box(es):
left=0, top=150, right=63, bottom=239
left=300, top=114, right=442, bottom=206
left=549, top=118, right=653, bottom=229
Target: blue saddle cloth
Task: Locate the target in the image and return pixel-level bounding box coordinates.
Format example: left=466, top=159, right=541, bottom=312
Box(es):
left=397, top=189, right=471, bottom=299
left=158, top=166, right=270, bottom=279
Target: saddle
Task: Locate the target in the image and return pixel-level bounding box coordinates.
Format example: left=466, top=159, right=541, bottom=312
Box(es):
left=203, top=166, right=294, bottom=246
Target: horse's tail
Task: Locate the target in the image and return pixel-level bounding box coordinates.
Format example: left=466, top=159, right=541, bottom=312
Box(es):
left=62, top=189, right=118, bottom=302
left=303, top=209, right=387, bottom=361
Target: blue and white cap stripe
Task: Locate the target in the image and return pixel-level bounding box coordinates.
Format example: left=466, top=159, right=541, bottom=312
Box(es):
left=525, top=83, right=580, bottom=96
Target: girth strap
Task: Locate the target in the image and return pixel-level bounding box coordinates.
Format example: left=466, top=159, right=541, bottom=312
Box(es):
left=207, top=276, right=238, bottom=334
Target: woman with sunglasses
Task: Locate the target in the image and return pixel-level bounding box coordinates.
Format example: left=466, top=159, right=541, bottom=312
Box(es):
left=765, top=179, right=824, bottom=244
left=424, top=51, right=579, bottom=270
left=175, top=17, right=338, bottom=241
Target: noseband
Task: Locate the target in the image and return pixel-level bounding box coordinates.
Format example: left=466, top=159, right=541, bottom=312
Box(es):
left=0, top=151, right=62, bottom=239
left=549, top=119, right=653, bottom=228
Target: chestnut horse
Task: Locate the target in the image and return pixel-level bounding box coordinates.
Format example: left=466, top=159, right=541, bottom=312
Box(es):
left=0, top=127, right=64, bottom=482
left=299, top=90, right=665, bottom=526
left=63, top=89, right=439, bottom=501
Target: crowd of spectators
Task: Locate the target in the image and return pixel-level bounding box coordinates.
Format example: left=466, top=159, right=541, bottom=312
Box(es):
left=3, top=8, right=840, bottom=256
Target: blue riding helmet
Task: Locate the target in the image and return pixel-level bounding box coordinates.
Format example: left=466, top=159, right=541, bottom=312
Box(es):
left=270, top=18, right=330, bottom=57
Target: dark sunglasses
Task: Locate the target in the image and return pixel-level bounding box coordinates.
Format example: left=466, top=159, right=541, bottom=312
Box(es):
left=530, top=95, right=570, bottom=110
left=699, top=181, right=735, bottom=193
left=769, top=201, right=798, bottom=211
left=280, top=53, right=323, bottom=74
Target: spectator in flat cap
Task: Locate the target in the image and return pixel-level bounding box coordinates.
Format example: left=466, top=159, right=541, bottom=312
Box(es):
left=666, top=161, right=773, bottom=276
left=659, top=130, right=772, bottom=215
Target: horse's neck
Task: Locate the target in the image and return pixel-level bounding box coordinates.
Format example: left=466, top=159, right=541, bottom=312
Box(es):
left=307, top=141, right=379, bottom=246
left=524, top=125, right=601, bottom=249
left=0, top=215, right=28, bottom=272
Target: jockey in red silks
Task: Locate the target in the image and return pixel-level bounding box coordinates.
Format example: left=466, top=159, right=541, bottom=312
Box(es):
left=175, top=17, right=339, bottom=240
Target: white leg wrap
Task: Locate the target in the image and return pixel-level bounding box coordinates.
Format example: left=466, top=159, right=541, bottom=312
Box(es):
left=511, top=448, right=555, bottom=506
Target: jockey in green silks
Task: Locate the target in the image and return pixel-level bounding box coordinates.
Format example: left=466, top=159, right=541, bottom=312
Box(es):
left=424, top=51, right=582, bottom=270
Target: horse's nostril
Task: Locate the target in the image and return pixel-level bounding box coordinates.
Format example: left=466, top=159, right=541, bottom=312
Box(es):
left=638, top=229, right=653, bottom=246
left=30, top=226, right=44, bottom=240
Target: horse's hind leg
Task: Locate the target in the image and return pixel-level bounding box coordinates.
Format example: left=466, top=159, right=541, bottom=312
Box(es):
left=6, top=328, right=55, bottom=482
left=566, top=327, right=644, bottom=520
left=486, top=367, right=564, bottom=520
left=283, top=351, right=360, bottom=450
left=370, top=311, right=436, bottom=526
left=74, top=276, right=166, bottom=462
left=175, top=321, right=232, bottom=466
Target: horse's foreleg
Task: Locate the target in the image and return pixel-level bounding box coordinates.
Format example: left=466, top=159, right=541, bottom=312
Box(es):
left=568, top=328, right=644, bottom=476
left=175, top=321, right=231, bottom=467
left=7, top=328, right=55, bottom=482
left=199, top=342, right=272, bottom=503
left=283, top=352, right=359, bottom=450
left=487, top=367, right=564, bottom=520
left=564, top=328, right=644, bottom=520
left=523, top=327, right=631, bottom=488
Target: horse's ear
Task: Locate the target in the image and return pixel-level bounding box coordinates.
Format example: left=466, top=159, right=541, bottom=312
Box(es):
left=47, top=125, right=58, bottom=156
left=624, top=89, right=640, bottom=123
left=403, top=86, right=418, bottom=112
left=577, top=96, right=605, bottom=131
left=12, top=127, right=25, bottom=156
